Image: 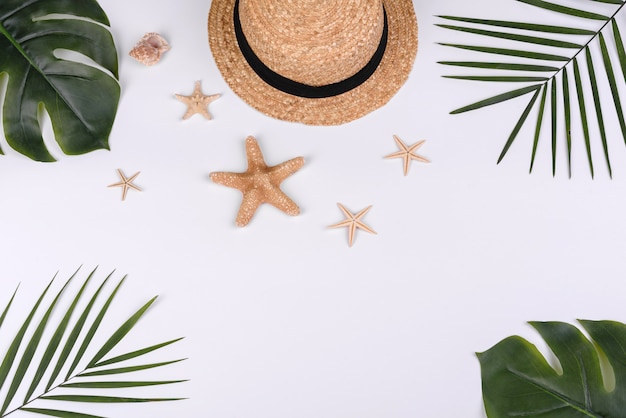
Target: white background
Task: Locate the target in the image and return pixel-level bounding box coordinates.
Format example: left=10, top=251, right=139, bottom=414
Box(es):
left=2, top=0, right=626, bottom=417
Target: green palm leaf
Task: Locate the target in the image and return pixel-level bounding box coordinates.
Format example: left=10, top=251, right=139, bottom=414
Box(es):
left=20, top=409, right=104, bottom=418
left=0, top=0, right=120, bottom=161
left=437, top=16, right=596, bottom=35
left=573, top=57, right=595, bottom=177
left=78, top=360, right=187, bottom=377
left=562, top=68, right=572, bottom=176
left=518, top=0, right=609, bottom=20
left=438, top=24, right=583, bottom=48
left=61, top=380, right=186, bottom=389
left=478, top=320, right=626, bottom=417
left=550, top=79, right=557, bottom=176
left=0, top=267, right=185, bottom=418
left=40, top=395, right=183, bottom=403
left=93, top=338, right=184, bottom=367
left=439, top=0, right=626, bottom=177
left=529, top=84, right=548, bottom=172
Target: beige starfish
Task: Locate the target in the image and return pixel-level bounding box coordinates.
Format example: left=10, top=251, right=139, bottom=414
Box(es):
left=210, top=136, right=305, bottom=227
left=385, top=135, right=430, bottom=176
left=108, top=169, right=141, bottom=201
left=328, top=203, right=376, bottom=247
left=175, top=81, right=221, bottom=120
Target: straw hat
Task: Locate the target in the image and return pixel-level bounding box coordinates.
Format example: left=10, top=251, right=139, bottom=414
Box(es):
left=208, top=0, right=418, bottom=125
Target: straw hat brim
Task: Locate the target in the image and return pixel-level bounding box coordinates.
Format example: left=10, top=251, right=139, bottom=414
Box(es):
left=208, top=0, right=418, bottom=126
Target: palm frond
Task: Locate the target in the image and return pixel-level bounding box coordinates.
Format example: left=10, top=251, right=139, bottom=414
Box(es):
left=0, top=267, right=186, bottom=417
left=438, top=0, right=626, bottom=177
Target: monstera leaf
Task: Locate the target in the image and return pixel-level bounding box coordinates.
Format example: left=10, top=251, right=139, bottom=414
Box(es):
left=478, top=320, right=626, bottom=417
left=0, top=0, right=120, bottom=162
left=0, top=267, right=185, bottom=417
left=439, top=0, right=626, bottom=178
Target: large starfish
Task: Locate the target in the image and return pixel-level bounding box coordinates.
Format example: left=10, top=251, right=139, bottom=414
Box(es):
left=175, top=81, right=220, bottom=120
left=210, top=136, right=305, bottom=227
left=328, top=203, right=376, bottom=247
left=384, top=135, right=430, bottom=176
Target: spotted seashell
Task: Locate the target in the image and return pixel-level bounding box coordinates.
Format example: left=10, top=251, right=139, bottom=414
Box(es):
left=129, top=32, right=170, bottom=66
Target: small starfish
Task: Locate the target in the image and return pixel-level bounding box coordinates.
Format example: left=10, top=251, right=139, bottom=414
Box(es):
left=328, top=203, right=376, bottom=247
left=175, top=81, right=221, bottom=120
left=384, top=135, right=430, bottom=176
left=108, top=169, right=142, bottom=201
left=210, top=136, right=305, bottom=227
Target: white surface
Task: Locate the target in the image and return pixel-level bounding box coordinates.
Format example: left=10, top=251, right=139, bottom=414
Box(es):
left=2, top=0, right=626, bottom=417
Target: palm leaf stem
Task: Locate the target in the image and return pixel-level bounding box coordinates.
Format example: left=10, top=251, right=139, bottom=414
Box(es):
left=553, top=2, right=626, bottom=76
left=445, top=1, right=626, bottom=75
left=514, top=1, right=626, bottom=94
left=4, top=367, right=86, bottom=416
left=447, top=1, right=626, bottom=175
left=445, top=4, right=626, bottom=116
left=4, top=367, right=98, bottom=416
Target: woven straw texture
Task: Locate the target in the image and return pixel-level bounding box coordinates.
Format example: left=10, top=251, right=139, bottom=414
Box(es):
left=208, top=0, right=418, bottom=126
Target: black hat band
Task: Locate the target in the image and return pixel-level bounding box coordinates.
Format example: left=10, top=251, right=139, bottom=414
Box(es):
left=233, top=0, right=388, bottom=99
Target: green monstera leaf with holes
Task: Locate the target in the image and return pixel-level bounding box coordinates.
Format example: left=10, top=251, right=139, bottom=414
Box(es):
left=478, top=320, right=626, bottom=417
left=0, top=0, right=120, bottom=162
